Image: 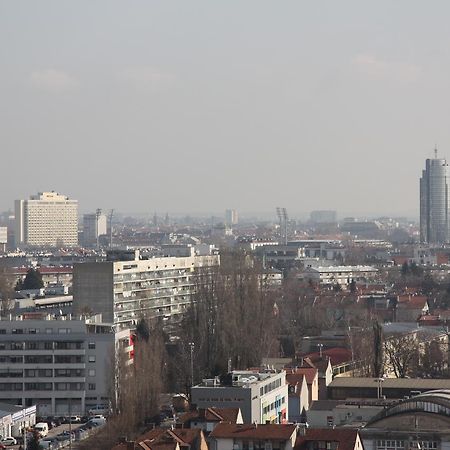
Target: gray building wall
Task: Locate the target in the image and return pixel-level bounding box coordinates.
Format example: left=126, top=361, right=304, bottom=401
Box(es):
left=0, top=318, right=116, bottom=415
left=73, top=262, right=114, bottom=322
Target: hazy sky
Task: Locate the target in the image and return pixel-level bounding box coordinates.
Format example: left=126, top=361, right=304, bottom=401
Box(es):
left=2, top=1, right=450, bottom=218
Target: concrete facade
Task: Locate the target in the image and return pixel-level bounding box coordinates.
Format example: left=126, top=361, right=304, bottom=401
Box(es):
left=83, top=212, right=107, bottom=247
left=15, top=191, right=78, bottom=248
left=73, top=254, right=220, bottom=328
left=0, top=315, right=129, bottom=415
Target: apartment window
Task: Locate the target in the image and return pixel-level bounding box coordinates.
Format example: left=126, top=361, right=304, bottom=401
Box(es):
left=88, top=383, right=96, bottom=390
left=88, top=369, right=96, bottom=377
left=88, top=356, right=96, bottom=363
left=88, top=343, right=96, bottom=350
left=44, top=342, right=53, bottom=350
left=0, top=330, right=5, bottom=334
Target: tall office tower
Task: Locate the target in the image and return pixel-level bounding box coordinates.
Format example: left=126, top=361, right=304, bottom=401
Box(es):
left=83, top=211, right=107, bottom=247
left=15, top=191, right=78, bottom=248
left=225, top=209, right=238, bottom=226
left=420, top=154, right=450, bottom=244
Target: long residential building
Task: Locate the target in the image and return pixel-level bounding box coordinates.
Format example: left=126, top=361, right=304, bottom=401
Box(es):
left=15, top=191, right=78, bottom=248
left=73, top=251, right=220, bottom=329
left=0, top=314, right=131, bottom=416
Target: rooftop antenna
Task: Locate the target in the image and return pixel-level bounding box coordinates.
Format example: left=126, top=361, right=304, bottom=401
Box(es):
left=435, top=145, right=438, bottom=159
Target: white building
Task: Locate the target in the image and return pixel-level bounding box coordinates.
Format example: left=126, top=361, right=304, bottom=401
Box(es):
left=0, top=314, right=131, bottom=416
left=83, top=212, right=107, bottom=247
left=15, top=191, right=78, bottom=248
left=301, top=265, right=378, bottom=286
left=191, top=370, right=289, bottom=424
left=73, top=251, right=220, bottom=329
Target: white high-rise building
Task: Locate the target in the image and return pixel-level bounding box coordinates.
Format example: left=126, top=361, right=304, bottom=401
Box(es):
left=83, top=211, right=107, bottom=247
left=15, top=191, right=78, bottom=248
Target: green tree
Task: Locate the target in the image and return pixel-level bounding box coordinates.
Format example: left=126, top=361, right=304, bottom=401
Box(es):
left=22, top=268, right=44, bottom=290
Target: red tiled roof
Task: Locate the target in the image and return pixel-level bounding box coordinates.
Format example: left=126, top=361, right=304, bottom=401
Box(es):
left=210, top=423, right=296, bottom=440
left=285, top=368, right=318, bottom=385
left=299, top=348, right=352, bottom=367
left=397, top=295, right=428, bottom=309
left=285, top=373, right=306, bottom=392
left=178, top=407, right=240, bottom=425
left=136, top=428, right=203, bottom=450
left=295, top=428, right=360, bottom=450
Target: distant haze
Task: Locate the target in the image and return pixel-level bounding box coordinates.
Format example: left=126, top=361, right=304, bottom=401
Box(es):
left=1, top=1, right=448, bottom=219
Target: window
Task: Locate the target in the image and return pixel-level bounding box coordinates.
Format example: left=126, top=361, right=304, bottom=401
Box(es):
left=88, top=369, right=96, bottom=377
left=88, top=383, right=96, bottom=390
left=88, top=356, right=96, bottom=363
left=88, top=343, right=96, bottom=350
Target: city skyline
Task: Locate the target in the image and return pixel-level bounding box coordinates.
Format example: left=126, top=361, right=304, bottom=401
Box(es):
left=2, top=2, right=450, bottom=216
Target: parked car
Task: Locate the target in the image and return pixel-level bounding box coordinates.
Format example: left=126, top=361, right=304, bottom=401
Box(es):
left=69, top=415, right=81, bottom=423
left=0, top=437, right=17, bottom=446
left=88, top=404, right=110, bottom=416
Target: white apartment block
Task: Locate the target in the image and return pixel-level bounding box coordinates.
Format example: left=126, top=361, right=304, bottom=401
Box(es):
left=73, top=252, right=220, bottom=329
left=191, top=370, right=289, bottom=424
left=0, top=314, right=130, bottom=416
left=83, top=212, right=107, bottom=247
left=15, top=191, right=78, bottom=248
left=302, top=265, right=378, bottom=286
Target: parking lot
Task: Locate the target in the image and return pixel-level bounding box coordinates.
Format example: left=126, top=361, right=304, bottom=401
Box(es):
left=5, top=422, right=87, bottom=449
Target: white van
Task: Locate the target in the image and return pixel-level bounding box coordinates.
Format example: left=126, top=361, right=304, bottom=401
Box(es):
left=34, top=422, right=49, bottom=437
left=88, top=404, right=109, bottom=416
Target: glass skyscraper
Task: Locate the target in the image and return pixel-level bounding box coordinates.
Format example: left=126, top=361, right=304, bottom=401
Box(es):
left=420, top=155, right=449, bottom=244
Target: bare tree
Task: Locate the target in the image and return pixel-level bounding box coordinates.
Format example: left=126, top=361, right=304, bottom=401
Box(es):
left=0, top=268, right=14, bottom=317
left=384, top=333, right=419, bottom=378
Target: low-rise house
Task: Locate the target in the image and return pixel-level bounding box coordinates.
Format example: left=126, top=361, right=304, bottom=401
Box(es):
left=395, top=295, right=429, bottom=322
left=285, top=367, right=319, bottom=421
left=294, top=428, right=364, bottom=450
left=177, top=407, right=243, bottom=433
left=113, top=427, right=208, bottom=450
left=209, top=423, right=297, bottom=450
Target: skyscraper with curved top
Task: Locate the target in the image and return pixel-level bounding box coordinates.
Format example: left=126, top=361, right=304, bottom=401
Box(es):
left=420, top=152, right=449, bottom=244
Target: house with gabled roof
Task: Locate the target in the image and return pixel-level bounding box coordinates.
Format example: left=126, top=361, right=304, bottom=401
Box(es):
left=294, top=428, right=364, bottom=450
left=177, top=407, right=243, bottom=433
left=209, top=423, right=297, bottom=450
